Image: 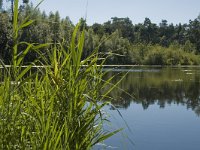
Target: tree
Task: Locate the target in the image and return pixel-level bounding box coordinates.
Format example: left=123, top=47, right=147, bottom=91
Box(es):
left=0, top=12, right=12, bottom=63
left=83, top=28, right=99, bottom=59
left=92, top=23, right=104, bottom=37
left=48, top=11, right=62, bottom=43
left=174, top=23, right=187, bottom=45
left=159, top=20, right=171, bottom=46
left=111, top=17, right=134, bottom=42
left=104, top=30, right=132, bottom=64
left=60, top=16, right=74, bottom=46
left=103, top=21, right=112, bottom=34
left=0, top=0, right=3, bottom=10
left=23, top=0, right=29, bottom=4
left=142, top=18, right=157, bottom=43
left=188, top=18, right=200, bottom=53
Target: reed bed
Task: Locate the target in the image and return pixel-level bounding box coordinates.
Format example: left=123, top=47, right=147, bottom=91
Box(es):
left=0, top=0, right=121, bottom=149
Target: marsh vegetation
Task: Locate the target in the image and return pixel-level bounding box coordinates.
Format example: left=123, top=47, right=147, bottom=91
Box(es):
left=0, top=1, right=121, bottom=149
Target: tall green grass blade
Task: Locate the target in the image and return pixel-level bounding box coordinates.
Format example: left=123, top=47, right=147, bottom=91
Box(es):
left=19, top=20, right=34, bottom=30
left=16, top=65, right=32, bottom=81
left=92, top=128, right=123, bottom=146
left=13, top=0, right=19, bottom=39
left=16, top=43, right=32, bottom=66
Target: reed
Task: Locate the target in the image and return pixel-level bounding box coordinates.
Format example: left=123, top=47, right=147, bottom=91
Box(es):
left=0, top=0, right=121, bottom=149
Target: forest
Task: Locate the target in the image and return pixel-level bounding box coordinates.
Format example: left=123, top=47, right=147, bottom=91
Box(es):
left=1, top=1, right=200, bottom=65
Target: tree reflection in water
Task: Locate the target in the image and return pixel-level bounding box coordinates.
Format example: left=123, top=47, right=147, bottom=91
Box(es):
left=103, top=67, right=200, bottom=116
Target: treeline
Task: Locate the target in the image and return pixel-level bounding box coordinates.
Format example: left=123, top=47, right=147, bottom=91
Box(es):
left=0, top=1, right=200, bottom=65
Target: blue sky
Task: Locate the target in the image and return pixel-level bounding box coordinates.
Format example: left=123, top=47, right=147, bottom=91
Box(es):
left=31, top=0, right=200, bottom=25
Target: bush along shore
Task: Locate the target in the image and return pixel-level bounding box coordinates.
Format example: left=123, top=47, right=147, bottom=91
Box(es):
left=0, top=0, right=121, bottom=149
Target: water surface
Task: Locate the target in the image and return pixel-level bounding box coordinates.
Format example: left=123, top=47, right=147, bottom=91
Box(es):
left=98, top=66, right=200, bottom=150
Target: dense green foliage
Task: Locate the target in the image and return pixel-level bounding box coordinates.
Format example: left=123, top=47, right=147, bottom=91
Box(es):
left=0, top=1, right=121, bottom=149
left=1, top=1, right=200, bottom=65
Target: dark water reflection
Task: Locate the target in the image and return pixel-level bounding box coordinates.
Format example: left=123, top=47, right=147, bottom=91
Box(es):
left=103, top=67, right=200, bottom=116
left=99, top=66, right=200, bottom=150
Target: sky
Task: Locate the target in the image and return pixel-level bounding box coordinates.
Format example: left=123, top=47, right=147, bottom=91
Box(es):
left=30, top=0, right=200, bottom=25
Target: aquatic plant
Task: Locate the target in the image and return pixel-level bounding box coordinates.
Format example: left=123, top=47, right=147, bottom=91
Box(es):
left=0, top=0, right=121, bottom=149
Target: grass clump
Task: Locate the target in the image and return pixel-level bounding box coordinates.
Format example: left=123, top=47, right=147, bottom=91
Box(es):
left=0, top=0, right=121, bottom=149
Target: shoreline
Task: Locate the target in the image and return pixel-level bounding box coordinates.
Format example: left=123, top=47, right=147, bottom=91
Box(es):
left=1, top=65, right=200, bottom=69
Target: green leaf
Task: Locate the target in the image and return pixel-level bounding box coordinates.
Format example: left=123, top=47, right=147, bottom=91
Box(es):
left=17, top=43, right=33, bottom=66
left=13, top=0, right=19, bottom=39
left=93, top=128, right=123, bottom=146
left=19, top=20, right=34, bottom=30
left=16, top=65, right=32, bottom=81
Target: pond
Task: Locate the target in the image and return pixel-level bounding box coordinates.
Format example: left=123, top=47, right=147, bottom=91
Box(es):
left=97, top=66, right=200, bottom=150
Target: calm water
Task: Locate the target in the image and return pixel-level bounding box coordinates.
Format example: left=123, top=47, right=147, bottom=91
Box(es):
left=96, top=66, right=200, bottom=150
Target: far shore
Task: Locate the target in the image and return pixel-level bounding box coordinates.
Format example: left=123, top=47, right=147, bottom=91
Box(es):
left=1, top=65, right=200, bottom=69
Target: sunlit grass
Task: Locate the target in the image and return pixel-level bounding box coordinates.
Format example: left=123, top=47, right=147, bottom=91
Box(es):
left=0, top=0, right=121, bottom=149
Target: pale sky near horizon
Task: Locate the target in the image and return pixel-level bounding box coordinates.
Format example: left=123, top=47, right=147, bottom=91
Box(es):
left=31, top=0, right=200, bottom=25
